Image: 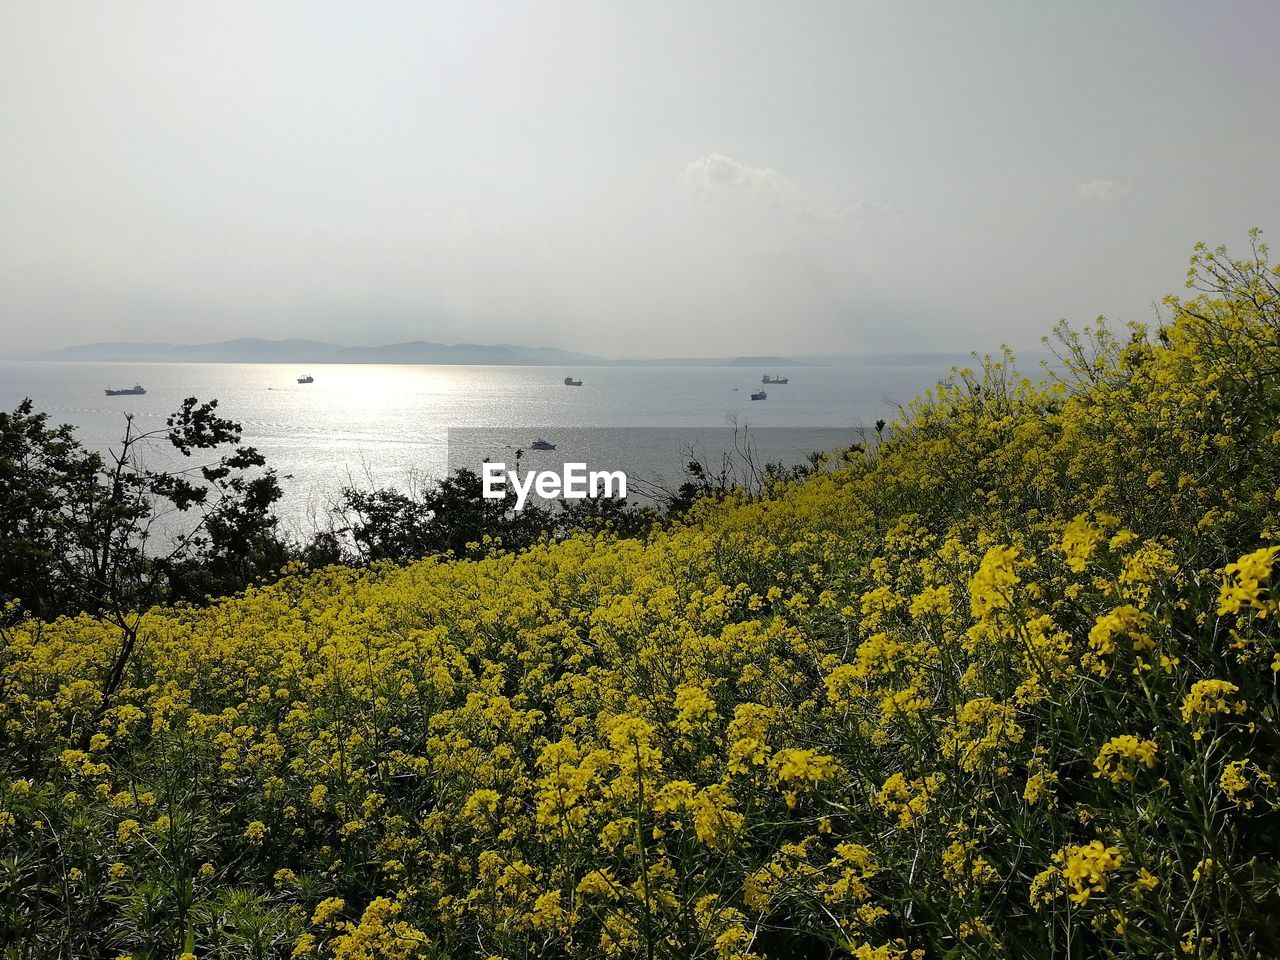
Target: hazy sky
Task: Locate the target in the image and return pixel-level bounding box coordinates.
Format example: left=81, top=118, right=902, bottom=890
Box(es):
left=2, top=1, right=1278, bottom=357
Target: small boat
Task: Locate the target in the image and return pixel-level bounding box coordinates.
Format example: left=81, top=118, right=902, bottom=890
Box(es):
left=105, top=384, right=146, bottom=396
left=530, top=438, right=556, bottom=450
left=297, top=374, right=314, bottom=384
left=761, top=374, right=789, bottom=384
left=750, top=390, right=767, bottom=401
left=563, top=376, right=583, bottom=387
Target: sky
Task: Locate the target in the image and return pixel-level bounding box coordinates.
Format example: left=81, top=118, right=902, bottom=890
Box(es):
left=2, top=1, right=1279, bottom=358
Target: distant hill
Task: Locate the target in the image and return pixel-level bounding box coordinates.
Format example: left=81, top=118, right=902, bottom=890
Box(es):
left=16, top=338, right=1006, bottom=367
left=332, top=341, right=598, bottom=365
left=25, top=338, right=345, bottom=363
left=21, top=338, right=599, bottom=366
left=786, top=352, right=977, bottom=367
left=790, top=351, right=1052, bottom=367
left=726, top=355, right=806, bottom=367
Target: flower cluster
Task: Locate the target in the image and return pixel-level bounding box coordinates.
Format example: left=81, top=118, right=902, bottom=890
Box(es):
left=1093, top=735, right=1159, bottom=784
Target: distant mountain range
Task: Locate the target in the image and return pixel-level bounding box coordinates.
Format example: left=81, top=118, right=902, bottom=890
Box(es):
left=16, top=337, right=993, bottom=368
left=19, top=338, right=598, bottom=366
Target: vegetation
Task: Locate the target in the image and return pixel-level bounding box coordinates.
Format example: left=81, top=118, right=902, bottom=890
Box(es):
left=0, top=397, right=286, bottom=620
left=3, top=237, right=1280, bottom=959
left=1, top=403, right=784, bottom=622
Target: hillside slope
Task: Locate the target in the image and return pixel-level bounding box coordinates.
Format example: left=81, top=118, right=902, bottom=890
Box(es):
left=3, top=240, right=1280, bottom=959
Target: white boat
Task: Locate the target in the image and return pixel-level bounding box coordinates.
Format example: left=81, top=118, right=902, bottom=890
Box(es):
left=297, top=374, right=314, bottom=384
left=762, top=374, right=789, bottom=384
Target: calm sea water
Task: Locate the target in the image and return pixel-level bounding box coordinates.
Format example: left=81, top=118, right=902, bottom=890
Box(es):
left=0, top=361, right=954, bottom=532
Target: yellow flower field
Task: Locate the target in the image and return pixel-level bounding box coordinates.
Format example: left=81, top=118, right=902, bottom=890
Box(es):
left=3, top=237, right=1280, bottom=958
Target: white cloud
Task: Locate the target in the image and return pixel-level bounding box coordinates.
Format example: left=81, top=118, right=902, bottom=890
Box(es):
left=680, top=154, right=797, bottom=203
left=1076, top=179, right=1133, bottom=200
left=795, top=198, right=903, bottom=225
left=681, top=154, right=899, bottom=231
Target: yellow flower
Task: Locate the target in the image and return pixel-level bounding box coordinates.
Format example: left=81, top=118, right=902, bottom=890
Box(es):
left=527, top=890, right=564, bottom=930
left=690, top=784, right=744, bottom=847
left=1109, top=530, right=1138, bottom=550
left=576, top=868, right=620, bottom=899
left=772, top=748, right=839, bottom=785
left=329, top=898, right=426, bottom=959
left=969, top=545, right=1024, bottom=619
left=1132, top=868, right=1160, bottom=893
left=1061, top=515, right=1103, bottom=572
left=462, top=789, right=502, bottom=828
left=941, top=697, right=1023, bottom=772
left=941, top=838, right=999, bottom=894
left=1219, top=758, right=1274, bottom=809
left=875, top=772, right=943, bottom=827
left=1054, top=840, right=1123, bottom=905
left=672, top=682, right=718, bottom=733
left=1087, top=605, right=1149, bottom=658
left=311, top=897, right=345, bottom=927
left=848, top=943, right=910, bottom=960
left=1023, top=771, right=1056, bottom=806
left=1180, top=679, right=1245, bottom=733
left=909, top=584, right=953, bottom=618
left=1217, top=546, right=1279, bottom=615
left=1093, top=735, right=1159, bottom=784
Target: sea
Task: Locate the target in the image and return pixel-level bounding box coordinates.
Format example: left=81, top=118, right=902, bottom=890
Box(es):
left=0, top=360, right=958, bottom=535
